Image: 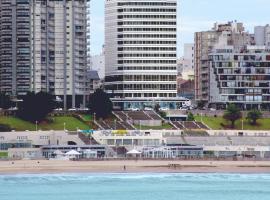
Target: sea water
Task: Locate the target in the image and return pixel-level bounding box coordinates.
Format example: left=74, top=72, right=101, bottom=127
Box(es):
left=0, top=173, right=270, bottom=200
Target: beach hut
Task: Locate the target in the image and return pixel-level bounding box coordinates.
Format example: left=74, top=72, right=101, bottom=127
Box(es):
left=65, top=150, right=81, bottom=159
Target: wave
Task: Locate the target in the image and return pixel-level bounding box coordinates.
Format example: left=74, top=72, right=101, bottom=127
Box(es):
left=1, top=173, right=270, bottom=184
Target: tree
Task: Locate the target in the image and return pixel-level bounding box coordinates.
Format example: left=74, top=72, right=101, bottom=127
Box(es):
left=0, top=124, right=11, bottom=132
left=0, top=92, right=11, bottom=109
left=88, top=89, right=113, bottom=119
left=197, top=100, right=205, bottom=109
left=17, top=92, right=55, bottom=122
left=223, top=104, right=242, bottom=128
left=247, top=110, right=262, bottom=125
left=187, top=112, right=195, bottom=121
left=154, top=104, right=160, bottom=113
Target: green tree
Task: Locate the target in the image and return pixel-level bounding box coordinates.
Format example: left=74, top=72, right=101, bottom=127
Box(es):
left=0, top=92, right=11, bottom=109
left=223, top=104, right=242, bottom=128
left=154, top=104, right=160, bottom=113
left=247, top=110, right=262, bottom=125
left=0, top=124, right=11, bottom=132
left=17, top=92, right=55, bottom=122
left=88, top=89, right=113, bottom=119
left=197, top=100, right=205, bottom=109
left=187, top=112, right=195, bottom=121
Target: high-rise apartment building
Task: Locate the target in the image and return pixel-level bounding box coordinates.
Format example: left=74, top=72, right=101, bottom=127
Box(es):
left=0, top=0, right=32, bottom=96
left=209, top=46, right=270, bottom=110
left=0, top=0, right=90, bottom=109
left=194, top=22, right=252, bottom=103
left=195, top=22, right=270, bottom=109
left=105, top=0, right=180, bottom=109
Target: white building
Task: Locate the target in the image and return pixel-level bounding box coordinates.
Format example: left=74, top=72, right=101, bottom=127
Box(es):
left=104, top=0, right=179, bottom=109
left=254, top=25, right=270, bottom=47
left=178, top=43, right=194, bottom=80
left=91, top=48, right=105, bottom=79
left=195, top=22, right=253, bottom=103
left=32, top=0, right=90, bottom=109
left=209, top=45, right=270, bottom=109
left=0, top=0, right=90, bottom=109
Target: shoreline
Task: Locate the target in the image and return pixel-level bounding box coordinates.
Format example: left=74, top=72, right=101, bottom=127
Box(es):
left=0, top=160, right=270, bottom=174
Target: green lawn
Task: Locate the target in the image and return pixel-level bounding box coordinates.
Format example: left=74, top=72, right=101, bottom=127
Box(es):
left=134, top=123, right=173, bottom=130
left=0, top=116, right=90, bottom=131
left=0, top=152, right=8, bottom=158
left=0, top=117, right=36, bottom=131
left=195, top=115, right=270, bottom=130
left=81, top=114, right=93, bottom=122
left=40, top=116, right=90, bottom=131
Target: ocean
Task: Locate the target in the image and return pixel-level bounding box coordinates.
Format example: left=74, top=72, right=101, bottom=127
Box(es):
left=0, top=173, right=269, bottom=200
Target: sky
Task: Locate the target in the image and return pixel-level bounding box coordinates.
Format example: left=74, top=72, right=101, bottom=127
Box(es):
left=91, top=0, right=270, bottom=56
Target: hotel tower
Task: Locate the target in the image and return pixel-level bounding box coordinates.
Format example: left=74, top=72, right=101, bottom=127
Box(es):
left=105, top=0, right=181, bottom=110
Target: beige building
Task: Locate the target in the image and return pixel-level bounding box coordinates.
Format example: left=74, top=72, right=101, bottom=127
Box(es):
left=194, top=22, right=253, bottom=103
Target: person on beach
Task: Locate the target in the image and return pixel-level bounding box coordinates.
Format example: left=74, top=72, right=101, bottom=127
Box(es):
left=123, top=165, right=126, bottom=171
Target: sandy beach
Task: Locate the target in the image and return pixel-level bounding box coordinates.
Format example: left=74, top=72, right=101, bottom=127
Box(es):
left=0, top=160, right=270, bottom=174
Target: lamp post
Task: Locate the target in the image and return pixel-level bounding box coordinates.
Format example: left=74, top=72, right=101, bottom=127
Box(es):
left=35, top=121, right=38, bottom=131
left=93, top=112, right=96, bottom=122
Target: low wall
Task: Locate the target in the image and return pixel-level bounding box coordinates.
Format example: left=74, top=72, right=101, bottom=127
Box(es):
left=133, top=120, right=162, bottom=127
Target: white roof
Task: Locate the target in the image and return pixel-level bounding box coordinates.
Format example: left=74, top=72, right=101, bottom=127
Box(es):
left=127, top=149, right=142, bottom=154
left=54, top=150, right=64, bottom=155
left=65, top=150, right=81, bottom=155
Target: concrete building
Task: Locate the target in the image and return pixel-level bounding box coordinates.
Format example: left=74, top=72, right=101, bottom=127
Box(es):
left=32, top=0, right=90, bottom=109
left=194, top=22, right=253, bottom=104
left=91, top=49, right=105, bottom=80
left=254, top=25, right=270, bottom=47
left=87, top=70, right=101, bottom=93
left=0, top=0, right=90, bottom=109
left=104, top=0, right=179, bottom=109
left=195, top=22, right=270, bottom=109
left=0, top=0, right=32, bottom=96
left=177, top=78, right=195, bottom=100
left=181, top=43, right=195, bottom=80
left=209, top=45, right=270, bottom=109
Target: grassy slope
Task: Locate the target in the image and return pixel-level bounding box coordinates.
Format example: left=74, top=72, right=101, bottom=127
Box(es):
left=195, top=116, right=270, bottom=130
left=0, top=152, right=8, bottom=158
left=81, top=114, right=93, bottom=122
left=0, top=116, right=90, bottom=131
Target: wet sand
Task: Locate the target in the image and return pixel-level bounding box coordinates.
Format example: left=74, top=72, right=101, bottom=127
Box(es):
left=0, top=160, right=270, bottom=174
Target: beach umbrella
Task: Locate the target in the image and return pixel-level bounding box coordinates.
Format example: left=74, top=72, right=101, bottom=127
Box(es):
left=126, top=149, right=142, bottom=155
left=65, top=150, right=81, bottom=155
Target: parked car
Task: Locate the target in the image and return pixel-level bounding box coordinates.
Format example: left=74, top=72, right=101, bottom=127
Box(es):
left=126, top=107, right=140, bottom=111
left=179, top=107, right=188, bottom=111
left=144, top=107, right=153, bottom=111
left=159, top=107, right=169, bottom=111
left=54, top=108, right=63, bottom=111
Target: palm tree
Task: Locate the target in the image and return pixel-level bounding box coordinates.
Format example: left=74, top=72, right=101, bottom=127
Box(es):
left=223, top=104, right=242, bottom=128
left=247, top=110, right=262, bottom=125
